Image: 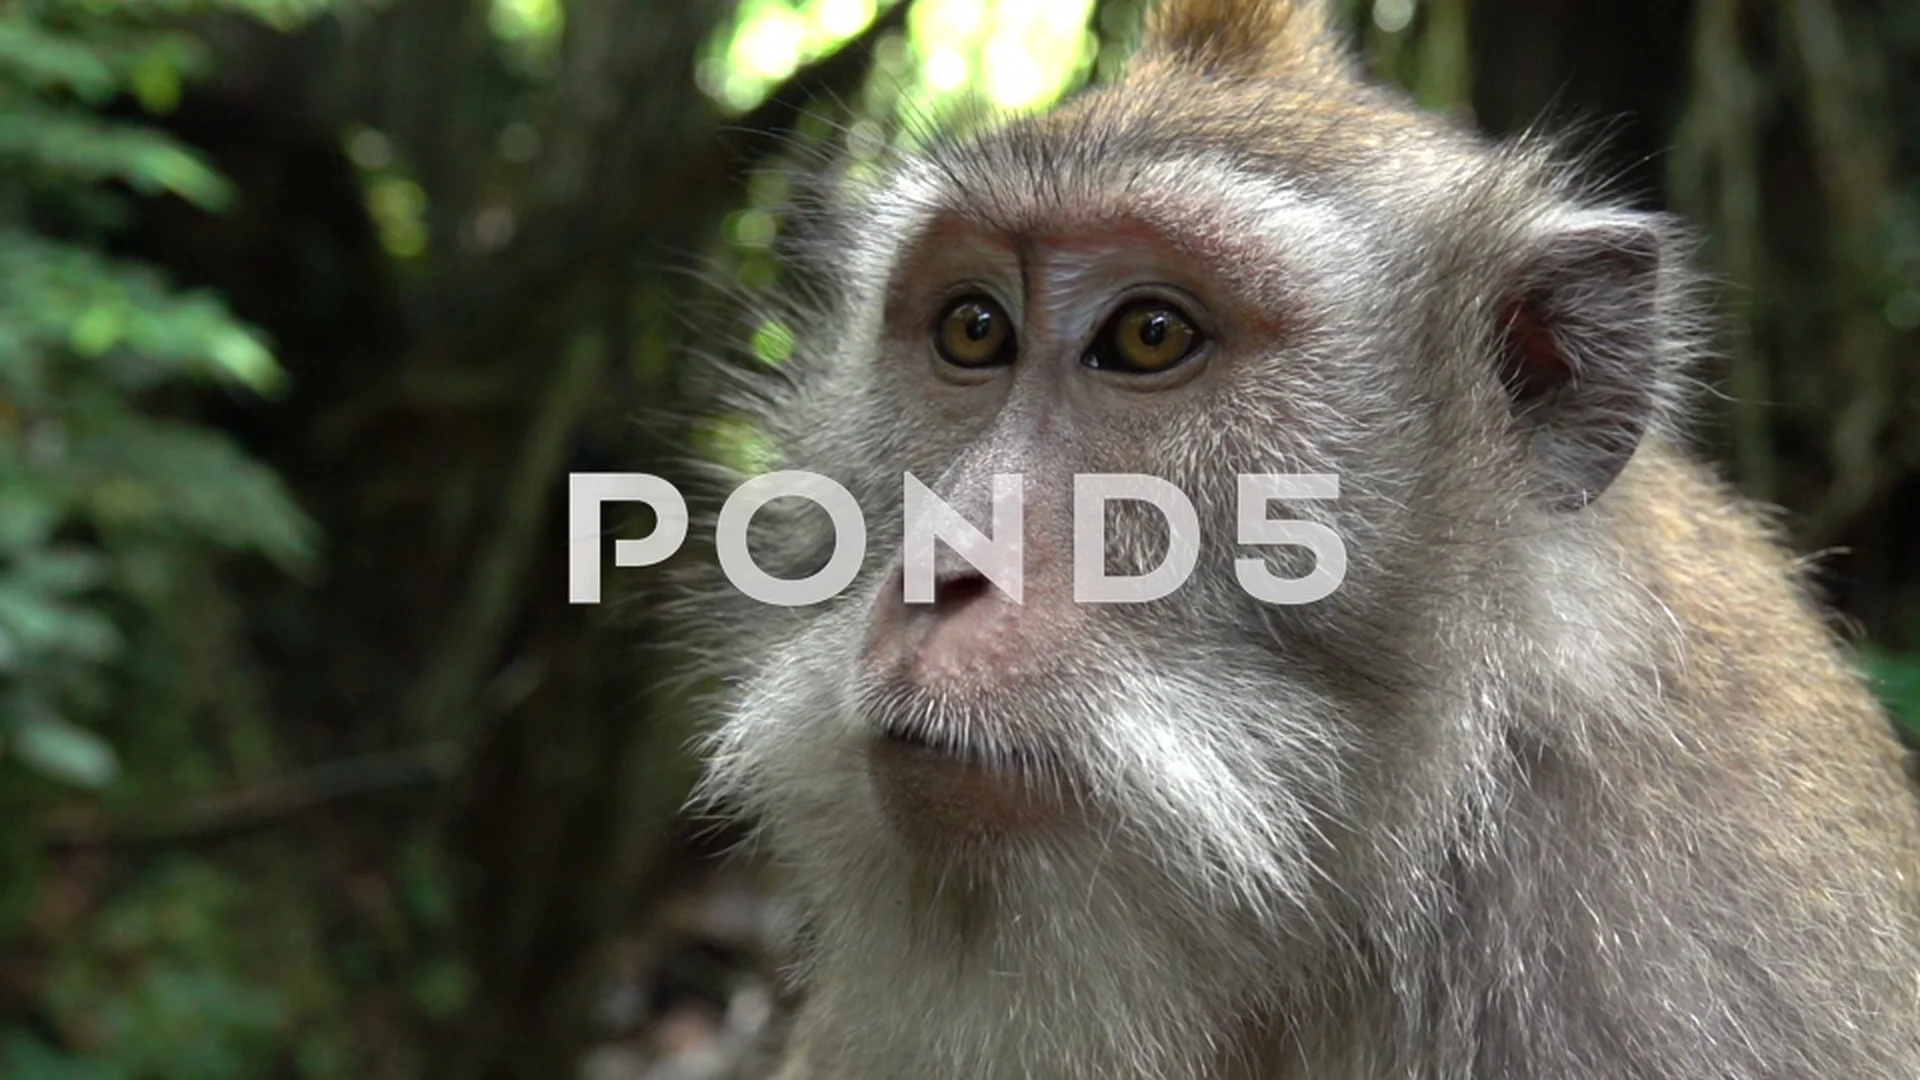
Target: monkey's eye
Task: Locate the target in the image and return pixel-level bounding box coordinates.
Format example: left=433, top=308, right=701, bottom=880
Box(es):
left=935, top=296, right=1016, bottom=368
left=1086, top=302, right=1203, bottom=374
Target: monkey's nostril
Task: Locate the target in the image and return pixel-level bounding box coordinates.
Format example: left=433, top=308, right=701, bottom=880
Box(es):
left=931, top=572, right=992, bottom=615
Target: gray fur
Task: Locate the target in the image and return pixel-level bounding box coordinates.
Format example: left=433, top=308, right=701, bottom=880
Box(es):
left=674, top=11, right=1920, bottom=1079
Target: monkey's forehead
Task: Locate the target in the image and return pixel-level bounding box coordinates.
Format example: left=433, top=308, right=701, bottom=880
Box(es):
left=927, top=78, right=1465, bottom=210
left=850, top=155, right=1373, bottom=310
left=832, top=76, right=1513, bottom=286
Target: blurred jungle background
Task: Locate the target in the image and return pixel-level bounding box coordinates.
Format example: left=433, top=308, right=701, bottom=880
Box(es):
left=1, top=0, right=1918, bottom=1076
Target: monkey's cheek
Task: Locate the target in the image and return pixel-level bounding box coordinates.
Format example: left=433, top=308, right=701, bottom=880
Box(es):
left=865, top=738, right=1066, bottom=849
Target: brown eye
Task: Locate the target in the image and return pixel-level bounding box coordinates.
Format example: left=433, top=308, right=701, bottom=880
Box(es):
left=1086, top=302, right=1202, bottom=374
left=935, top=296, right=1015, bottom=368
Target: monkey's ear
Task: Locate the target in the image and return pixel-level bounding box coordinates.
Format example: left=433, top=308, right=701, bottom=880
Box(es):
left=1496, top=215, right=1666, bottom=511
left=1135, top=0, right=1353, bottom=81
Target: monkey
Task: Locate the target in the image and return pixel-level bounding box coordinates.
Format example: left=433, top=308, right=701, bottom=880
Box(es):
left=680, top=1, right=1920, bottom=1077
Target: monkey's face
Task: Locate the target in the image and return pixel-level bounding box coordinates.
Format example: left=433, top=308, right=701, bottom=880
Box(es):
left=699, top=82, right=1672, bottom=953
left=709, top=162, right=1425, bottom=936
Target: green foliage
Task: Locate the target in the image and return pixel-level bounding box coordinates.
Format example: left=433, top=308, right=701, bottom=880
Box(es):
left=40, top=861, right=290, bottom=1078
left=0, top=9, right=338, bottom=1072
left=0, top=0, right=315, bottom=798
left=0, top=853, right=401, bottom=1079
left=1862, top=646, right=1920, bottom=742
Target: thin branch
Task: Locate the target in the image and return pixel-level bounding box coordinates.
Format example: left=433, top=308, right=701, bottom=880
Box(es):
left=44, top=743, right=464, bottom=852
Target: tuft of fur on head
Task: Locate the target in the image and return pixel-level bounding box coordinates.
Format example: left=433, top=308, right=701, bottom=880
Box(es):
left=1133, top=0, right=1354, bottom=83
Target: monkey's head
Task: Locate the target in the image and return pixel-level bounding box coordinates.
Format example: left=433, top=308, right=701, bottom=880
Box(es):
left=691, top=0, right=1699, bottom=1066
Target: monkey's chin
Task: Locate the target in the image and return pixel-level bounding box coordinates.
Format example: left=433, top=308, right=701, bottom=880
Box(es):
left=865, top=724, right=1071, bottom=848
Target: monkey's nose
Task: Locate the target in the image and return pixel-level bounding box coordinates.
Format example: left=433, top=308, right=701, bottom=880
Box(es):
left=864, top=561, right=1066, bottom=691
left=925, top=567, right=993, bottom=619
left=866, top=562, right=999, bottom=654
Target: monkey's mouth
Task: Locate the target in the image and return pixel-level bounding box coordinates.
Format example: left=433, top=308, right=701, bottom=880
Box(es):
left=879, top=711, right=1059, bottom=768
left=870, top=715, right=1061, bottom=783
left=878, top=719, right=991, bottom=766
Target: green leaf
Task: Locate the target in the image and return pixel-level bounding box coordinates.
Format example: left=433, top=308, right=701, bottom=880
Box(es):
left=0, top=22, right=117, bottom=100
left=0, top=488, right=60, bottom=554
left=0, top=19, right=209, bottom=102
left=14, top=547, right=110, bottom=596
left=70, top=302, right=124, bottom=357
left=1860, top=646, right=1920, bottom=739
left=0, top=104, right=234, bottom=210
left=41, top=0, right=336, bottom=30
left=75, top=417, right=318, bottom=573
left=0, top=230, right=290, bottom=390
left=205, top=325, right=283, bottom=394
left=8, top=707, right=120, bottom=788
left=0, top=582, right=122, bottom=662
left=128, top=48, right=185, bottom=114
